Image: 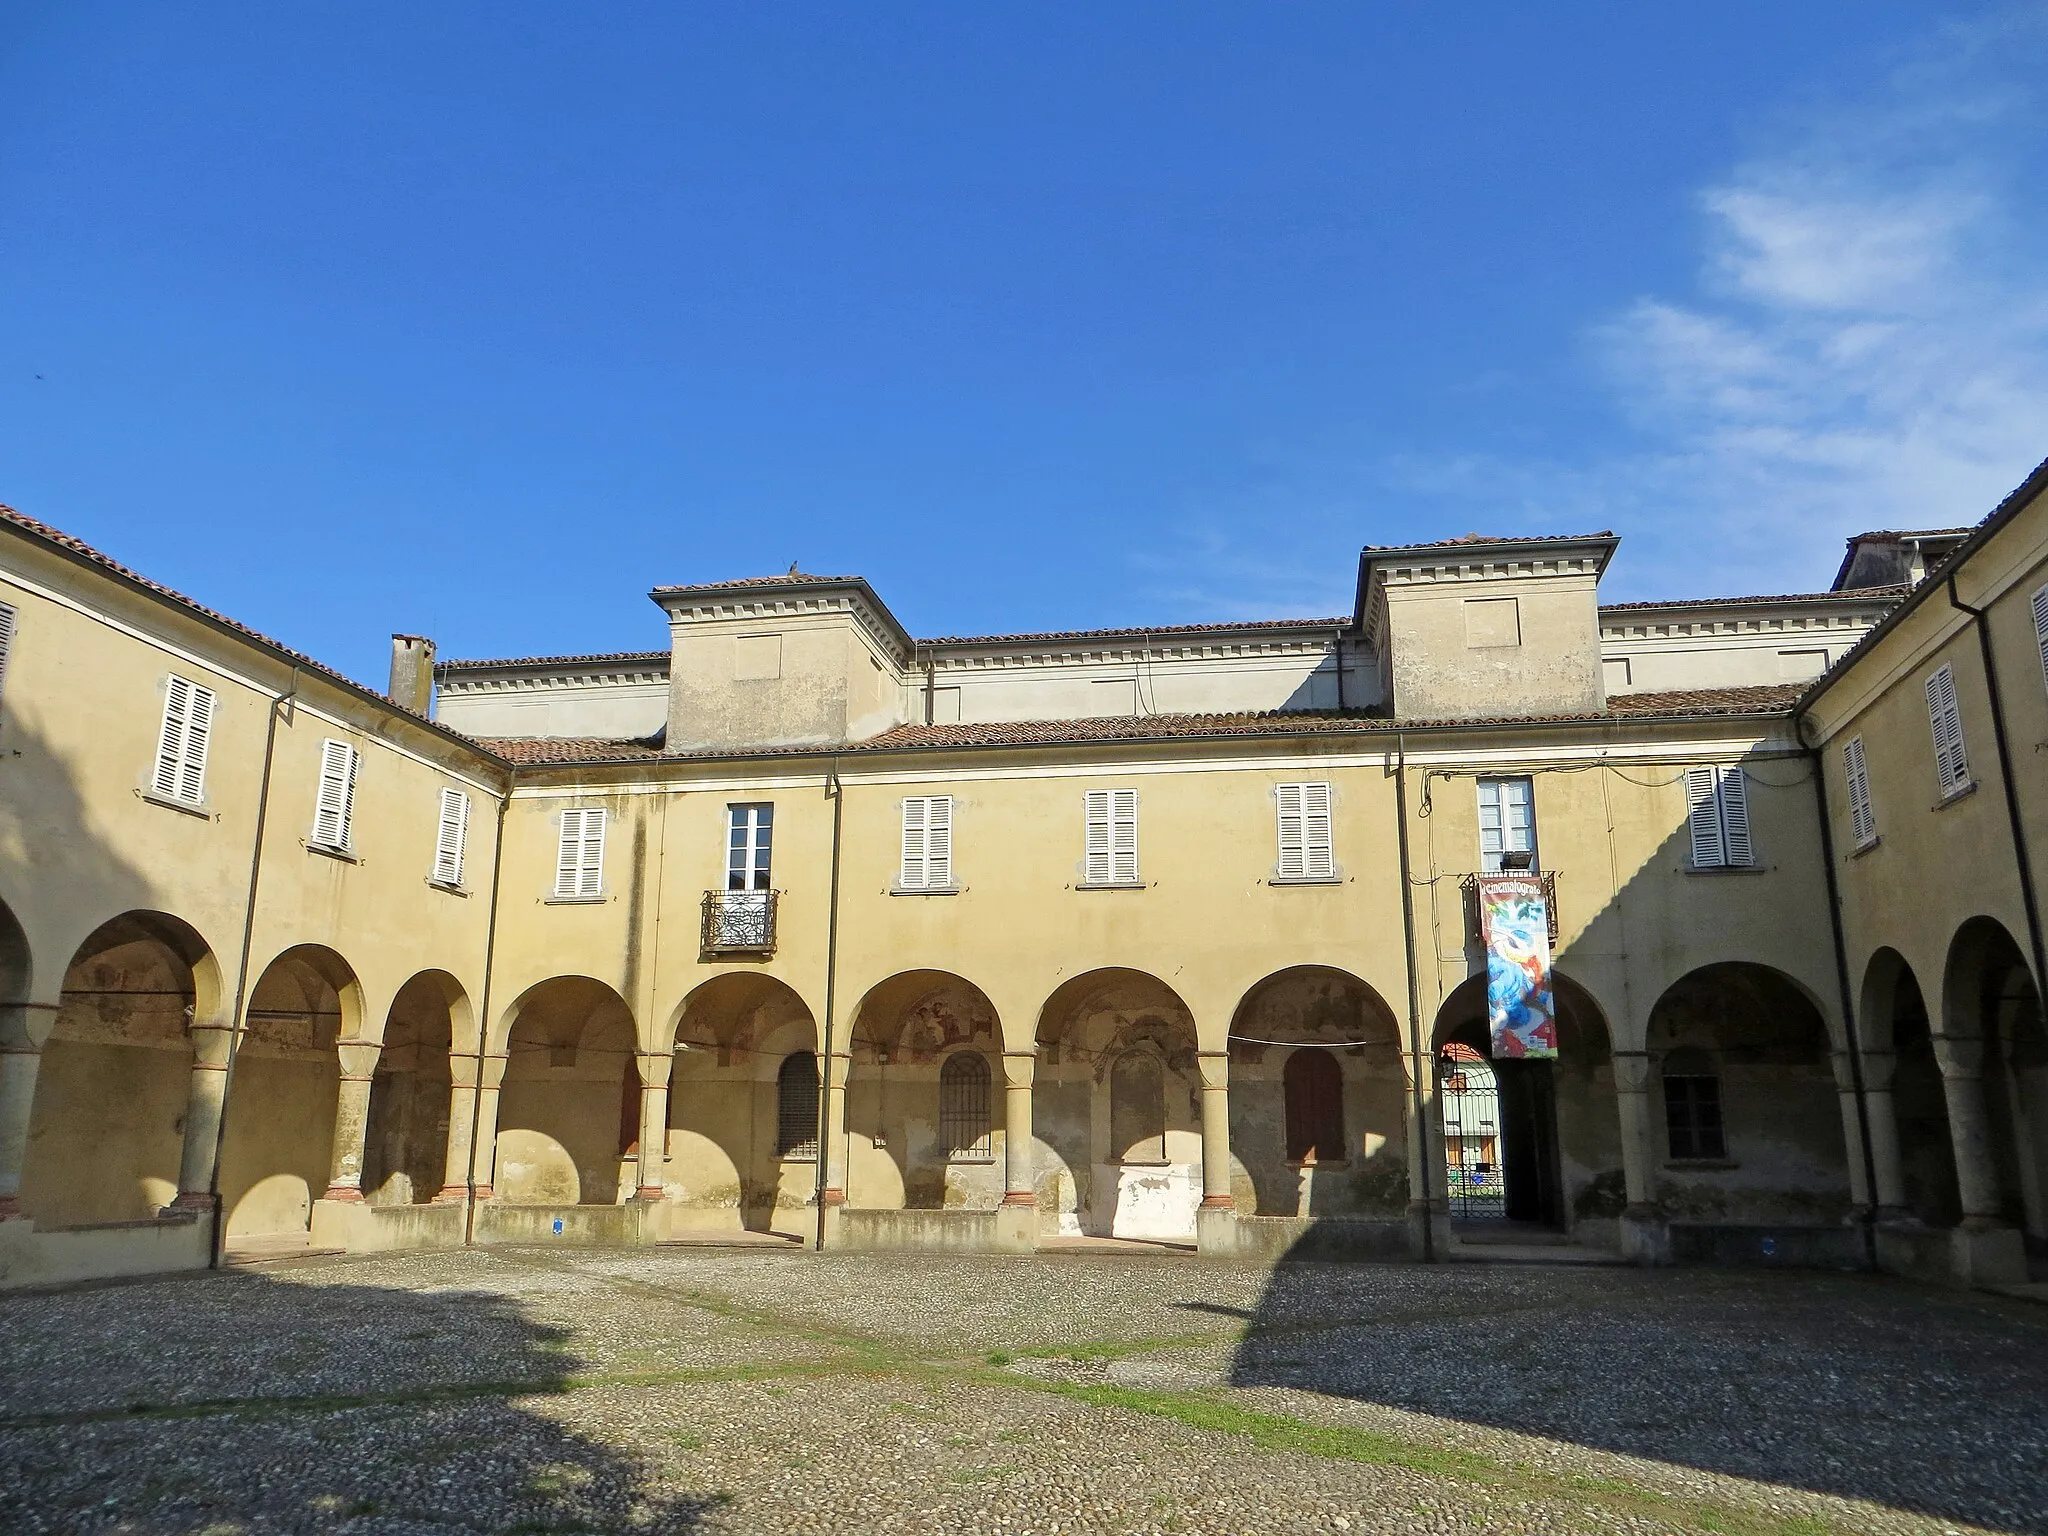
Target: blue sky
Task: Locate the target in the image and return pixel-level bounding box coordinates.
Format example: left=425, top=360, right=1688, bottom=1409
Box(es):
left=5, top=6, right=2047, bottom=687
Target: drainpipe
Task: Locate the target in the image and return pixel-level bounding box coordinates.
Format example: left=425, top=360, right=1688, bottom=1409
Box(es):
left=206, top=668, right=296, bottom=1267
left=1946, top=575, right=2048, bottom=999
left=1392, top=733, right=1435, bottom=1262
left=922, top=648, right=934, bottom=726
left=814, top=760, right=846, bottom=1248
left=462, top=787, right=512, bottom=1248
left=1808, top=743, right=1880, bottom=1269
left=1332, top=628, right=1347, bottom=713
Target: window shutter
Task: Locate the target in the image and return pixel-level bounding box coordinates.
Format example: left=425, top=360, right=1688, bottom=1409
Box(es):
left=555, top=807, right=607, bottom=897
left=434, top=788, right=469, bottom=886
left=313, top=739, right=358, bottom=848
left=1084, top=790, right=1112, bottom=884
left=925, top=795, right=952, bottom=888
left=1275, top=783, right=1306, bottom=879
left=1476, top=780, right=1504, bottom=867
left=1717, top=767, right=1752, bottom=867
left=1685, top=765, right=1725, bottom=867
left=2033, top=583, right=2048, bottom=698
left=1111, top=788, right=1138, bottom=884
left=1925, top=665, right=1969, bottom=794
left=0, top=601, right=15, bottom=718
left=1302, top=782, right=1334, bottom=878
left=1844, top=738, right=1875, bottom=847
left=900, top=797, right=928, bottom=888
left=154, top=676, right=194, bottom=799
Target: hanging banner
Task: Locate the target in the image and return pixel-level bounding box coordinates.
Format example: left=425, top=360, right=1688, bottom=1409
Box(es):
left=1478, top=873, right=1557, bottom=1059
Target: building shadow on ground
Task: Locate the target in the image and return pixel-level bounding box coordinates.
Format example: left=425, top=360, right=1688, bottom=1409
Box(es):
left=1225, top=1232, right=2048, bottom=1536
left=0, top=1267, right=720, bottom=1533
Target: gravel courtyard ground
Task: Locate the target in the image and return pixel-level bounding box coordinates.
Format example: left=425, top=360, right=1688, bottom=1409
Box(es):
left=1, top=1245, right=2044, bottom=1535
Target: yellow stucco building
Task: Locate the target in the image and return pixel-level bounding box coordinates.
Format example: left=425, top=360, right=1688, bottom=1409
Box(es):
left=1, top=459, right=2042, bottom=1292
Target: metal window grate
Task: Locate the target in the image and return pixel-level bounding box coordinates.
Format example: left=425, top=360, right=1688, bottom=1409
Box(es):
left=939, top=1052, right=993, bottom=1161
left=1664, top=1073, right=1726, bottom=1160
left=1283, top=1047, right=1344, bottom=1162
left=775, top=1051, right=819, bottom=1159
left=702, top=890, right=778, bottom=954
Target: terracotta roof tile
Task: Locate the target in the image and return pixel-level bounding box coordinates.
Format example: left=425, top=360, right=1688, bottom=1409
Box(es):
left=648, top=572, right=855, bottom=596
left=438, top=649, right=667, bottom=675
left=920, top=616, right=1348, bottom=647
left=1364, top=531, right=1615, bottom=552
left=478, top=683, right=1803, bottom=766
left=1599, top=586, right=1907, bottom=614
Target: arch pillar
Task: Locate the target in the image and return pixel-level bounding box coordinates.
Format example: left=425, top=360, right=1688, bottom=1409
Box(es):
left=0, top=1004, right=57, bottom=1221
left=996, top=1050, right=1037, bottom=1251
left=166, top=1012, right=238, bottom=1214
left=818, top=1049, right=851, bottom=1246
left=1195, top=1049, right=1236, bottom=1254
left=1828, top=1049, right=1875, bottom=1216
left=322, top=1041, right=385, bottom=1201
left=1612, top=1049, right=1671, bottom=1265
left=434, top=1052, right=486, bottom=1203
left=466, top=1052, right=510, bottom=1201
left=1931, top=1033, right=2006, bottom=1226
left=633, top=1050, right=673, bottom=1200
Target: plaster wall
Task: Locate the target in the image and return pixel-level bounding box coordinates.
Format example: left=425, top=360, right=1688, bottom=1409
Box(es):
left=1381, top=569, right=1605, bottom=721
left=436, top=671, right=667, bottom=741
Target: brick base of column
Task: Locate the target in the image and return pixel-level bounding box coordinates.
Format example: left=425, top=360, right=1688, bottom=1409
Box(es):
left=1199, top=1194, right=1235, bottom=1210
left=0, top=1194, right=22, bottom=1221
left=1000, top=1190, right=1037, bottom=1207
left=321, top=1185, right=365, bottom=1203
left=431, top=1185, right=471, bottom=1205
left=634, top=1186, right=665, bottom=1201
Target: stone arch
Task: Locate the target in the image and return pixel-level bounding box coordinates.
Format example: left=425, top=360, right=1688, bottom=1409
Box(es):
left=0, top=893, right=30, bottom=1013
left=493, top=975, right=635, bottom=1206
left=845, top=970, right=1002, bottom=1213
left=1224, top=966, right=1406, bottom=1219
left=20, top=910, right=220, bottom=1226
left=361, top=970, right=466, bottom=1207
left=1645, top=962, right=1851, bottom=1227
left=1429, top=968, right=1617, bottom=1231
left=1860, top=948, right=1958, bottom=1228
left=219, top=943, right=360, bottom=1241
left=1942, top=917, right=2047, bottom=1239
left=665, top=972, right=820, bottom=1238
left=1034, top=968, right=1200, bottom=1241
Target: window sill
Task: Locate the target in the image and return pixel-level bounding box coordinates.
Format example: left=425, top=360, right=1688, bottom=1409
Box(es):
left=1286, top=1158, right=1350, bottom=1170
left=1075, top=881, right=1148, bottom=892
left=1269, top=875, right=1344, bottom=886
left=1684, top=863, right=1764, bottom=876
left=1849, top=835, right=1883, bottom=860
left=947, top=1154, right=996, bottom=1166
left=890, top=886, right=961, bottom=897
left=141, top=789, right=212, bottom=821
left=305, top=841, right=359, bottom=864
left=545, top=892, right=609, bottom=905
left=1664, top=1158, right=1739, bottom=1171
left=1935, top=781, right=1978, bottom=810
left=777, top=1153, right=818, bottom=1165
left=1116, top=1157, right=1173, bottom=1168
left=427, top=879, right=470, bottom=897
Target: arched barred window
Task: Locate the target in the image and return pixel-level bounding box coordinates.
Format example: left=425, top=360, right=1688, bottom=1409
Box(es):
left=939, top=1052, right=993, bottom=1162
left=775, top=1051, right=819, bottom=1159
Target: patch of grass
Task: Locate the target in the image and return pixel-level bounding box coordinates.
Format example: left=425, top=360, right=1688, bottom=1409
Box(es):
left=986, top=1350, right=1012, bottom=1365
left=670, top=1431, right=703, bottom=1450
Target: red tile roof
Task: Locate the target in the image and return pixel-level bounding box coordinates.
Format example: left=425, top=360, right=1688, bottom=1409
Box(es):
left=1599, top=586, right=1907, bottom=614
left=439, top=649, right=667, bottom=674
left=478, top=683, right=1805, bottom=766
left=920, top=616, right=1348, bottom=647
left=648, top=571, right=855, bottom=596
left=1364, top=531, right=1615, bottom=552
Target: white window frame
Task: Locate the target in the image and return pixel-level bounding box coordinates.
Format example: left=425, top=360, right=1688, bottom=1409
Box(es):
left=310, top=738, right=359, bottom=852
left=1925, top=663, right=1971, bottom=799
left=1274, top=782, right=1336, bottom=881
left=432, top=787, right=470, bottom=889
left=1476, top=777, right=1536, bottom=873
left=1082, top=788, right=1140, bottom=886
left=1843, top=738, right=1876, bottom=850
left=898, top=795, right=955, bottom=891
left=553, top=807, right=607, bottom=900
left=1684, top=764, right=1753, bottom=870
left=150, top=673, right=216, bottom=810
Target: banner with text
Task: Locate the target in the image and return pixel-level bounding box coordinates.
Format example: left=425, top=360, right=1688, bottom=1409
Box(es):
left=1479, top=873, right=1557, bottom=1059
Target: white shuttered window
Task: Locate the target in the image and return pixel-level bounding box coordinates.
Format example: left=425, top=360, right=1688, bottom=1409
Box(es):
left=555, top=808, right=607, bottom=898
left=899, top=795, right=954, bottom=889
left=1083, top=789, right=1139, bottom=885
left=1476, top=778, right=1536, bottom=872
left=152, top=675, right=216, bottom=807
left=311, top=739, right=359, bottom=849
left=1275, top=782, right=1335, bottom=879
left=2032, top=583, right=2048, bottom=698
left=433, top=788, right=470, bottom=887
left=0, top=601, right=15, bottom=723
left=1925, top=664, right=1970, bottom=797
left=1684, top=765, right=1753, bottom=869
left=1843, top=738, right=1876, bottom=849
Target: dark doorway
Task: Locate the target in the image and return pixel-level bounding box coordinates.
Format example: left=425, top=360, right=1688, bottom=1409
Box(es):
left=1496, top=1058, right=1563, bottom=1226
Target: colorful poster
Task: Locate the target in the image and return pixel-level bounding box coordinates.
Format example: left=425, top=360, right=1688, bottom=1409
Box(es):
left=1478, top=874, right=1557, bottom=1058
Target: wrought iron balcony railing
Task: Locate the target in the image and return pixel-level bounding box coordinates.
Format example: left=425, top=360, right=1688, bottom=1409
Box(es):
left=701, top=890, right=778, bottom=955
left=1459, top=870, right=1560, bottom=948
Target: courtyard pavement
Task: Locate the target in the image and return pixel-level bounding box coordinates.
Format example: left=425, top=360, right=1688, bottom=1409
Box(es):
left=0, top=1244, right=2044, bottom=1535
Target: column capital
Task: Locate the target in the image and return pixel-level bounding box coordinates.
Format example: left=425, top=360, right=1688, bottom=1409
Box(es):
left=1001, top=1050, right=1037, bottom=1089
left=1611, top=1050, right=1653, bottom=1093
left=1196, top=1051, right=1229, bottom=1091
left=634, top=1050, right=675, bottom=1086
left=1932, top=1034, right=1985, bottom=1078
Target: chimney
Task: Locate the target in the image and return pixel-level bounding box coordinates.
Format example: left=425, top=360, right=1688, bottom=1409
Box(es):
left=389, top=634, right=436, bottom=716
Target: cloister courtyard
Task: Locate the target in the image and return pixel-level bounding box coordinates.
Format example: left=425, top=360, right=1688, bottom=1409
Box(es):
left=1, top=1247, right=2044, bottom=1535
